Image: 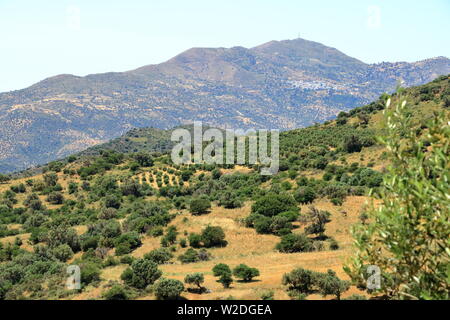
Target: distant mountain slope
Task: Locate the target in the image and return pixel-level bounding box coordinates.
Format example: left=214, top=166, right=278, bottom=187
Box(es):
left=1, top=38, right=449, bottom=173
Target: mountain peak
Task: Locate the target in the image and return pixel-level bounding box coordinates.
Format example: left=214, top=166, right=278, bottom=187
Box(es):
left=252, top=37, right=322, bottom=49
left=251, top=38, right=366, bottom=69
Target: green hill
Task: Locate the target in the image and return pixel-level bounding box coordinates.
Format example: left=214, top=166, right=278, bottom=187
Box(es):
left=0, top=76, right=448, bottom=300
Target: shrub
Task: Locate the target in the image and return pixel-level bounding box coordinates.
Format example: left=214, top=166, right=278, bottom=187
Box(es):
left=322, top=172, right=333, bottom=181
left=304, top=207, right=331, bottom=237
left=102, top=256, right=119, bottom=267
left=269, top=215, right=293, bottom=236
left=103, top=284, right=129, bottom=300
left=331, top=198, right=343, bottom=206
left=148, top=226, right=164, bottom=237
left=253, top=215, right=272, bottom=234
left=89, top=221, right=123, bottom=240
left=251, top=193, right=297, bottom=217
left=184, top=273, right=204, bottom=290
left=47, top=226, right=80, bottom=252
left=313, top=157, right=328, bottom=170
left=343, top=135, right=363, bottom=153
left=281, top=181, right=292, bottom=191
left=104, top=195, right=121, bottom=209
left=121, top=179, right=143, bottom=197
left=328, top=239, right=339, bottom=251
left=68, top=182, right=78, bottom=194
left=233, top=264, right=260, bottom=282
left=98, top=207, right=117, bottom=220
left=10, top=184, right=26, bottom=193
left=288, top=170, right=298, bottom=180
left=43, top=172, right=58, bottom=187
left=218, top=191, right=243, bottom=209
left=154, top=278, right=184, bottom=300
left=47, top=192, right=64, bottom=205
left=336, top=117, right=347, bottom=126
left=180, top=170, right=193, bottom=181
left=311, top=240, right=324, bottom=252
left=359, top=212, right=369, bottom=225
left=444, top=96, right=450, bottom=108
left=201, top=226, right=226, bottom=248
left=125, top=202, right=172, bottom=233
left=24, top=194, right=44, bottom=211
left=144, top=248, right=173, bottom=265
left=260, top=290, right=275, bottom=300
left=296, top=176, right=308, bottom=187
left=161, top=226, right=178, bottom=247
left=189, top=198, right=211, bottom=215
left=51, top=244, right=74, bottom=262
left=187, top=232, right=201, bottom=248
left=218, top=273, right=233, bottom=289
left=282, top=268, right=315, bottom=296
left=276, top=233, right=313, bottom=253
left=121, top=259, right=162, bottom=289
left=211, top=169, right=222, bottom=180
left=0, top=174, right=10, bottom=184
left=114, top=232, right=142, bottom=256
left=294, top=187, right=316, bottom=204
left=197, top=248, right=211, bottom=261
left=178, top=248, right=200, bottom=264
left=129, top=162, right=140, bottom=172
left=315, top=269, right=350, bottom=300
left=212, top=263, right=232, bottom=277
left=133, top=153, right=154, bottom=167
left=120, top=255, right=135, bottom=265
left=277, top=210, right=300, bottom=222
left=80, top=262, right=101, bottom=286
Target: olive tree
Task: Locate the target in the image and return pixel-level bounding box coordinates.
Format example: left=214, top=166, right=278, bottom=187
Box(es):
left=282, top=268, right=315, bottom=298
left=233, top=264, right=260, bottom=282
left=121, top=258, right=162, bottom=289
left=345, top=98, right=450, bottom=300
left=184, top=273, right=205, bottom=291
left=315, top=270, right=350, bottom=300
left=212, top=263, right=232, bottom=277
left=154, top=278, right=184, bottom=300
left=189, top=198, right=211, bottom=215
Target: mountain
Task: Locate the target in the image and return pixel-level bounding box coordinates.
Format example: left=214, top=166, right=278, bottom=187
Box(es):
left=1, top=38, right=449, bottom=173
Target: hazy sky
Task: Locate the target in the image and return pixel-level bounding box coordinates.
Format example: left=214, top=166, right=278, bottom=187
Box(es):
left=1, top=0, right=449, bottom=92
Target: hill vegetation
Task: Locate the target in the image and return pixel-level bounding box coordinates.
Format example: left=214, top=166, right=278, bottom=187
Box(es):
left=0, top=75, right=448, bottom=300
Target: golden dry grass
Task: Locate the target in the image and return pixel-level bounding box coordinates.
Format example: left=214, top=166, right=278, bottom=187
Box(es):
left=1, top=166, right=371, bottom=300
left=75, top=196, right=369, bottom=300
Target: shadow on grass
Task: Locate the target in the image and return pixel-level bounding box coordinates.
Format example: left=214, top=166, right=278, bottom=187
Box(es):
left=235, top=279, right=262, bottom=284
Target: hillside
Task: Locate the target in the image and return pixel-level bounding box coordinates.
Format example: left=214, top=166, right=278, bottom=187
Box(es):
left=0, top=76, right=448, bottom=300
left=1, top=38, right=449, bottom=172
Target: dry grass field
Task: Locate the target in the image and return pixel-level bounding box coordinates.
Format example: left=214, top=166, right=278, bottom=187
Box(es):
left=0, top=156, right=377, bottom=300
left=0, top=136, right=390, bottom=301
left=69, top=195, right=369, bottom=300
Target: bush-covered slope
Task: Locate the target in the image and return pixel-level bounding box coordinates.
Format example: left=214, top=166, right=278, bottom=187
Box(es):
left=0, top=76, right=448, bottom=300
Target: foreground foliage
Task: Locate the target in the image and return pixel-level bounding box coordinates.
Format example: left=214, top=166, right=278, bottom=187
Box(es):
left=346, top=96, right=450, bottom=300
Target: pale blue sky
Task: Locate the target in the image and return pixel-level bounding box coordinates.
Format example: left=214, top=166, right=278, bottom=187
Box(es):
left=1, top=0, right=449, bottom=92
